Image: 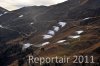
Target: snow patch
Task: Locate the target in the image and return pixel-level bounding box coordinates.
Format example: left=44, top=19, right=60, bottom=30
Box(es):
left=57, top=40, right=66, bottom=43
left=42, top=42, right=50, bottom=46
left=30, top=22, right=34, bottom=25
left=43, top=35, right=53, bottom=39
left=22, top=43, right=32, bottom=50
left=0, top=14, right=3, bottom=16
left=58, top=22, right=67, bottom=27
left=4, top=12, right=8, bottom=14
left=69, top=35, right=80, bottom=39
left=83, top=17, right=90, bottom=20
left=53, top=26, right=60, bottom=32
left=47, top=30, right=55, bottom=35
left=0, top=25, right=3, bottom=28
left=19, top=15, right=23, bottom=18
left=76, top=30, right=84, bottom=34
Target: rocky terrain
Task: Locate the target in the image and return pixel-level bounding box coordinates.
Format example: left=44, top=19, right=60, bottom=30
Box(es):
left=0, top=0, right=100, bottom=66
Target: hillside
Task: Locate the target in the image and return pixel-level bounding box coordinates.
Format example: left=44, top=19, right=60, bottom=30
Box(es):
left=0, top=0, right=100, bottom=66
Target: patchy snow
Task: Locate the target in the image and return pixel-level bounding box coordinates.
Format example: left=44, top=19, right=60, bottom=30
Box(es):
left=53, top=26, right=60, bottom=32
left=82, top=17, right=90, bottom=20
left=69, top=35, right=80, bottom=39
left=76, top=30, right=84, bottom=34
left=42, top=42, right=50, bottom=46
left=19, top=15, right=23, bottom=18
left=0, top=25, right=2, bottom=27
left=0, top=25, right=3, bottom=28
left=57, top=40, right=66, bottom=43
left=0, top=14, right=3, bottom=16
left=0, top=12, right=8, bottom=16
left=4, top=12, right=8, bottom=14
left=47, top=30, right=55, bottom=35
left=43, top=35, right=53, bottom=39
left=22, top=43, right=32, bottom=50
left=58, top=22, right=67, bottom=27
left=30, top=22, right=34, bottom=25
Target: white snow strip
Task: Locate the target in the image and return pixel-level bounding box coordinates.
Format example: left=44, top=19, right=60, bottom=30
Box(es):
left=19, top=15, right=23, bottom=18
left=76, top=30, right=84, bottom=34
left=57, top=40, right=66, bottom=43
left=41, top=42, right=50, bottom=46
left=43, top=35, right=53, bottom=39
left=47, top=30, right=55, bottom=35
left=82, top=17, right=90, bottom=20
left=4, top=12, right=8, bottom=14
left=30, top=22, right=34, bottom=25
left=22, top=43, right=32, bottom=50
left=69, top=35, right=80, bottom=39
left=53, top=26, right=60, bottom=32
left=58, top=22, right=67, bottom=27
left=0, top=25, right=4, bottom=28
left=0, top=14, right=3, bottom=16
